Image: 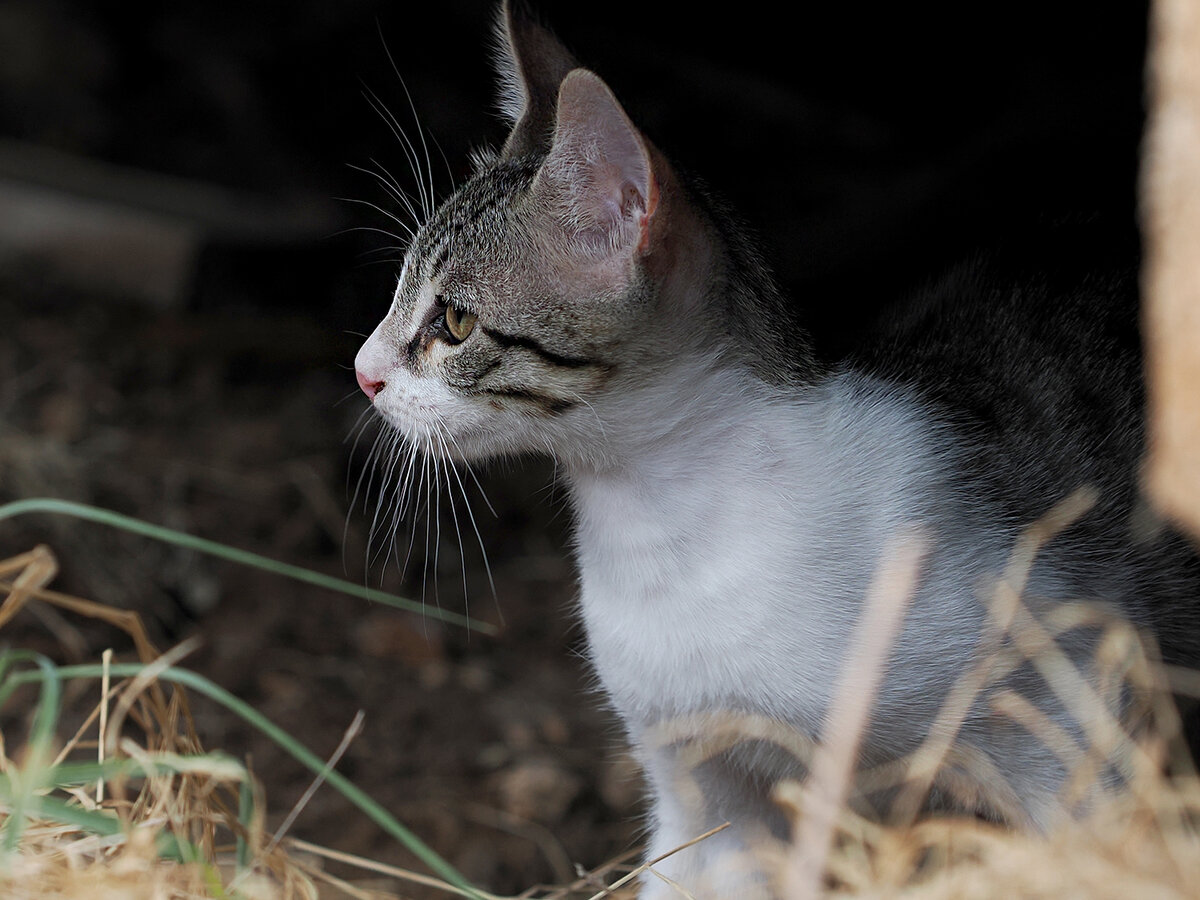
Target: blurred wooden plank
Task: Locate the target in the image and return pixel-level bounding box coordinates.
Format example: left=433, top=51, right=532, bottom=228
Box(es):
left=0, top=177, right=200, bottom=308
left=0, top=138, right=333, bottom=241
left=1142, top=0, right=1200, bottom=539
left=0, top=139, right=337, bottom=308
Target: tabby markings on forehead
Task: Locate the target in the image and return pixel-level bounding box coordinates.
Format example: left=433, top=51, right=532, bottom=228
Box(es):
left=412, top=160, right=541, bottom=276
left=417, top=195, right=506, bottom=279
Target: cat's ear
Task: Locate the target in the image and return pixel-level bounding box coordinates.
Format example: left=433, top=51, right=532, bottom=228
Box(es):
left=493, top=0, right=578, bottom=158
left=534, top=70, right=657, bottom=258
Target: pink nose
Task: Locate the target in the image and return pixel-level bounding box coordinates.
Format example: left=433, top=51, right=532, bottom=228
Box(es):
left=356, top=369, right=385, bottom=400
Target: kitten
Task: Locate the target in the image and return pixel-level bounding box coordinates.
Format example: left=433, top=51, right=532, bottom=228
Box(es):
left=354, top=3, right=1200, bottom=895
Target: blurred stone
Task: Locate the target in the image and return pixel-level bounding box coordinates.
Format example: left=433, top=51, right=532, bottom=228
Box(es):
left=598, top=752, right=645, bottom=814
left=540, top=711, right=571, bottom=745
left=351, top=609, right=444, bottom=666
left=496, top=757, right=583, bottom=822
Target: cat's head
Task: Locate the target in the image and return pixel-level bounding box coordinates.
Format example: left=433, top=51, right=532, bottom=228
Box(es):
left=354, top=2, right=720, bottom=464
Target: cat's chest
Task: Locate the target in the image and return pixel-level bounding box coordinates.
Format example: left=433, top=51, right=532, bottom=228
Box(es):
left=567, top=464, right=839, bottom=727
left=563, top=377, right=962, bottom=731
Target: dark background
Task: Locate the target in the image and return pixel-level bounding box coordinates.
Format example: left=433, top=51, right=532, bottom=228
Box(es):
left=0, top=0, right=1150, bottom=894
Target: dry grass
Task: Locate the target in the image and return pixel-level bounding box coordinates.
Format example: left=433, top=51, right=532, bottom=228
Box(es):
left=0, top=544, right=318, bottom=900
left=1, top=490, right=1199, bottom=900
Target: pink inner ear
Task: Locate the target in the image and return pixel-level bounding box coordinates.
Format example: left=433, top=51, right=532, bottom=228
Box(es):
left=620, top=183, right=645, bottom=217
left=594, top=169, right=647, bottom=235
left=636, top=175, right=661, bottom=255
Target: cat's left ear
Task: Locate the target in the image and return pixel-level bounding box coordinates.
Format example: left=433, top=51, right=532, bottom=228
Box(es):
left=534, top=70, right=658, bottom=258
left=493, top=1, right=578, bottom=159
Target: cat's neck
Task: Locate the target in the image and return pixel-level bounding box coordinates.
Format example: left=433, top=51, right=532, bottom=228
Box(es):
left=564, top=357, right=803, bottom=612
left=655, top=167, right=823, bottom=387
left=562, top=352, right=776, bottom=479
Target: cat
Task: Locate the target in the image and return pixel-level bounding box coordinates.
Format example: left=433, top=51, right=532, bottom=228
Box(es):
left=353, top=3, right=1200, bottom=896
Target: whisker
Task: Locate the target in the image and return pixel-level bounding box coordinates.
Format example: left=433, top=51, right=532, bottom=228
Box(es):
left=330, top=223, right=407, bottom=243
left=342, top=408, right=381, bottom=574
left=395, top=438, right=427, bottom=581
left=346, top=159, right=424, bottom=232
left=355, top=424, right=391, bottom=574
left=434, top=426, right=472, bottom=629
left=367, top=429, right=407, bottom=570
left=381, top=430, right=412, bottom=542
left=380, top=437, right=417, bottom=583
left=355, top=244, right=409, bottom=258
left=334, top=195, right=416, bottom=240
left=367, top=157, right=425, bottom=225
left=376, top=23, right=438, bottom=220
left=419, top=435, right=434, bottom=608
left=391, top=435, right=423, bottom=525
left=355, top=257, right=410, bottom=270
left=565, top=389, right=608, bottom=442
left=436, top=421, right=498, bottom=517
left=361, top=156, right=410, bottom=202
left=355, top=419, right=389, bottom=514
left=432, top=413, right=499, bottom=616
left=430, top=433, right=445, bottom=615
left=361, top=84, right=431, bottom=223
left=334, top=389, right=368, bottom=409
left=343, top=404, right=377, bottom=448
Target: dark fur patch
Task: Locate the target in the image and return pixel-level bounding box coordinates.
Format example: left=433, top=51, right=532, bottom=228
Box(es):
left=477, top=385, right=578, bottom=416
left=471, top=356, right=503, bottom=382
left=482, top=326, right=605, bottom=370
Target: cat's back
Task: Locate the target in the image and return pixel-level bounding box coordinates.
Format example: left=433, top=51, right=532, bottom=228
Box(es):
left=851, top=221, right=1200, bottom=666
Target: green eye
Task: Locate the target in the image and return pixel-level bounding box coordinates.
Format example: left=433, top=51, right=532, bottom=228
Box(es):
left=444, top=304, right=478, bottom=343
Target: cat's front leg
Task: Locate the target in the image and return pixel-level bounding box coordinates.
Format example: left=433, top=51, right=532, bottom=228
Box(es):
left=636, top=746, right=778, bottom=899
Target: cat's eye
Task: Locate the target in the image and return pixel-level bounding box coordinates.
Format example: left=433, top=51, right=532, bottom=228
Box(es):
left=444, top=304, right=478, bottom=343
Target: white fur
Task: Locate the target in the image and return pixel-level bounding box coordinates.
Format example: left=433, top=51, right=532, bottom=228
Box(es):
left=572, top=367, right=938, bottom=727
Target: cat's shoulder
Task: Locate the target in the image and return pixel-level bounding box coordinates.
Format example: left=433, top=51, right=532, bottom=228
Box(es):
left=857, top=217, right=1141, bottom=381
left=850, top=217, right=1145, bottom=521
left=853, top=219, right=1142, bottom=436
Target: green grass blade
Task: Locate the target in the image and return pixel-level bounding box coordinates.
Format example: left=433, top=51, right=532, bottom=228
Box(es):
left=11, top=754, right=246, bottom=788
left=0, top=498, right=496, bottom=634
left=6, top=792, right=120, bottom=836
left=0, top=651, right=62, bottom=855
left=0, top=792, right=190, bottom=861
